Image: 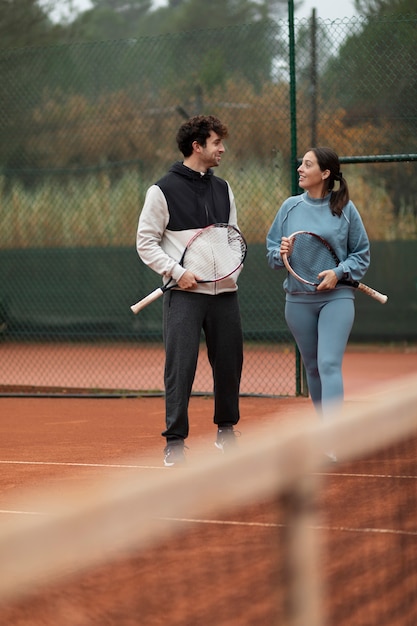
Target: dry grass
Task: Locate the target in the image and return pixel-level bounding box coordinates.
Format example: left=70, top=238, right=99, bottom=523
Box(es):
left=0, top=163, right=415, bottom=249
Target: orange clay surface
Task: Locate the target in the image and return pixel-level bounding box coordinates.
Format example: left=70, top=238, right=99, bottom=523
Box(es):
left=0, top=345, right=416, bottom=625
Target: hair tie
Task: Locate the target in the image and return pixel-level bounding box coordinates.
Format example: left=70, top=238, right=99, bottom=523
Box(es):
left=338, top=171, right=343, bottom=180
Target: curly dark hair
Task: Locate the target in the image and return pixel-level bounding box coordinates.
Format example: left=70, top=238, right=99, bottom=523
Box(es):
left=176, top=115, right=229, bottom=158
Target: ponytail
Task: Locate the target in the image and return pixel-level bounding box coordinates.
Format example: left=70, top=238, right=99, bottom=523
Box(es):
left=310, top=147, right=350, bottom=217
left=329, top=172, right=349, bottom=217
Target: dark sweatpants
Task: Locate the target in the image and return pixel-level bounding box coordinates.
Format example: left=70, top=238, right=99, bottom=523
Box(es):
left=162, top=289, right=243, bottom=442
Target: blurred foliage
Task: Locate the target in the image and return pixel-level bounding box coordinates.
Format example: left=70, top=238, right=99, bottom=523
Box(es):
left=0, top=0, right=416, bottom=245
left=0, top=0, right=64, bottom=48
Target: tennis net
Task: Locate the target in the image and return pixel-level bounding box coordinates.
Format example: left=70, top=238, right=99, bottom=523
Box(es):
left=0, top=373, right=416, bottom=625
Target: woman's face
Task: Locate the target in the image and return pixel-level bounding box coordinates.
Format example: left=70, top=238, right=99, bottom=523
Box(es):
left=297, top=150, right=330, bottom=197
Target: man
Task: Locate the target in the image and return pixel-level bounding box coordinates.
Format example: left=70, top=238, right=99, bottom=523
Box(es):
left=136, top=115, right=244, bottom=466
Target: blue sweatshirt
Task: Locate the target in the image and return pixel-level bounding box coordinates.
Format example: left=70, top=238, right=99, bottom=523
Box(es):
left=266, top=192, right=370, bottom=301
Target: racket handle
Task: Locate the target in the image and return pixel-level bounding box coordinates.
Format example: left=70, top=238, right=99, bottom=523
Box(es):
left=357, top=282, right=388, bottom=304
left=130, top=287, right=164, bottom=314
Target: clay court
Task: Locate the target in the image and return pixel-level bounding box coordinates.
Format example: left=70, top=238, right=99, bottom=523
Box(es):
left=0, top=345, right=416, bottom=625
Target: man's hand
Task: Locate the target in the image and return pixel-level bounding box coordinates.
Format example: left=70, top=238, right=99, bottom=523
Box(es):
left=177, top=270, right=199, bottom=290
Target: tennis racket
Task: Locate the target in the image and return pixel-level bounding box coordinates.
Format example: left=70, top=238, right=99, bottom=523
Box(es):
left=281, top=231, right=388, bottom=304
left=131, top=223, right=247, bottom=314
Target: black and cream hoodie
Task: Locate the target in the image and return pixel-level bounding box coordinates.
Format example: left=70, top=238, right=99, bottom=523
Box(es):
left=136, top=161, right=242, bottom=295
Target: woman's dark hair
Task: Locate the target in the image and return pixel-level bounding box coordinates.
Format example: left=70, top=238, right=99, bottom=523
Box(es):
left=176, top=115, right=229, bottom=157
left=310, top=146, right=350, bottom=217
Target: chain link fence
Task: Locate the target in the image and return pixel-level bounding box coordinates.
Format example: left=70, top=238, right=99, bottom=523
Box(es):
left=0, top=13, right=416, bottom=395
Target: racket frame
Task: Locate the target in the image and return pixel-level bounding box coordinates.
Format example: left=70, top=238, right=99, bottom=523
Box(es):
left=281, top=230, right=388, bottom=304
left=131, top=223, right=247, bottom=314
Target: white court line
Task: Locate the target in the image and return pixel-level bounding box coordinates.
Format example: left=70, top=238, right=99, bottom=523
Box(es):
left=2, top=461, right=416, bottom=480
left=160, top=517, right=279, bottom=528
left=161, top=517, right=417, bottom=537
left=1, top=510, right=414, bottom=538
left=1, top=503, right=415, bottom=539
left=0, top=509, right=46, bottom=516
left=0, top=509, right=417, bottom=537
left=0, top=460, right=165, bottom=517
left=0, top=460, right=166, bottom=470
left=1, top=463, right=416, bottom=534
left=316, top=471, right=417, bottom=480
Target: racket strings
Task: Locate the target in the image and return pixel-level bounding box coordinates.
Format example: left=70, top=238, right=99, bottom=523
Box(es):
left=290, top=234, right=338, bottom=284
left=184, top=226, right=246, bottom=281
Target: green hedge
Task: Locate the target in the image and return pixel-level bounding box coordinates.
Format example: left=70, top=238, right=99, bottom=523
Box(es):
left=0, top=242, right=414, bottom=342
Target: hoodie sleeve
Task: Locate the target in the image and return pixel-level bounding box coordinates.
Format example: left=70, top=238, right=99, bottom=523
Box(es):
left=227, top=182, right=239, bottom=228
left=136, top=185, right=187, bottom=283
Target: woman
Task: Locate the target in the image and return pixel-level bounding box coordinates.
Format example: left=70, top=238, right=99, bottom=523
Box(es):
left=266, top=147, right=370, bottom=431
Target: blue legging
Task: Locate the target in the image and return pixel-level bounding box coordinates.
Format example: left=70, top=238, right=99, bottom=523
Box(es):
left=285, top=298, right=355, bottom=418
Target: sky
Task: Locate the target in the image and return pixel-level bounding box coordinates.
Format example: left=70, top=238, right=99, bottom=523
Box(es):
left=295, top=0, right=356, bottom=20
left=51, top=0, right=358, bottom=24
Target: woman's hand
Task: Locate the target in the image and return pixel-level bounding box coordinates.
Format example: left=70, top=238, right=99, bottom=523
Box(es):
left=279, top=236, right=293, bottom=257
left=317, top=269, right=338, bottom=290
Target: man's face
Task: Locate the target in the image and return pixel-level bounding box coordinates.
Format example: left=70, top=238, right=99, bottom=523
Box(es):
left=195, top=131, right=225, bottom=168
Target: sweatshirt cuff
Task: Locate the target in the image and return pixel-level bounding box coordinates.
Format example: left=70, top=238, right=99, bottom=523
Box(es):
left=171, top=264, right=187, bottom=282
left=335, top=264, right=348, bottom=280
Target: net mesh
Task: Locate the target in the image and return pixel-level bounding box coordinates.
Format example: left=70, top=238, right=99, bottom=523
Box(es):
left=320, top=435, right=417, bottom=626
left=0, top=374, right=416, bottom=625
